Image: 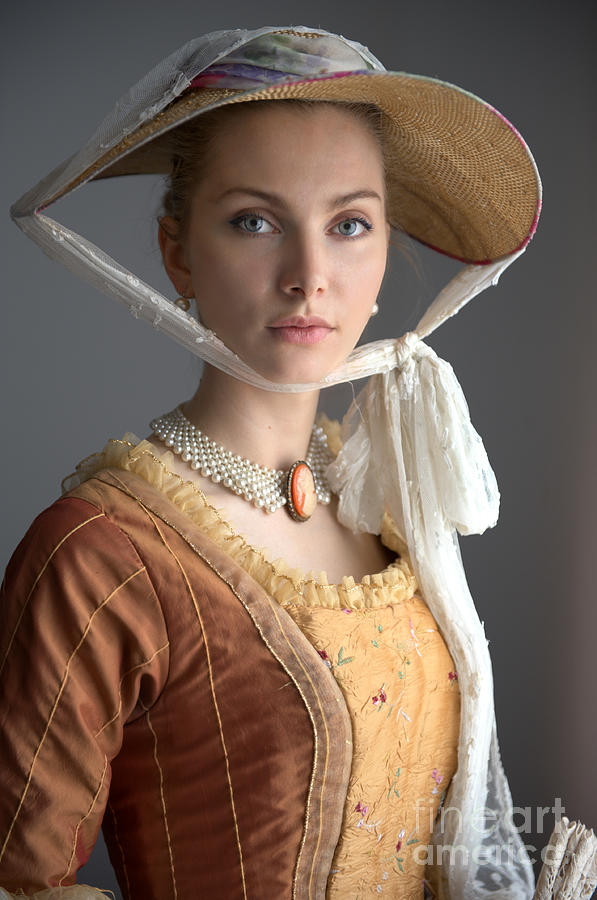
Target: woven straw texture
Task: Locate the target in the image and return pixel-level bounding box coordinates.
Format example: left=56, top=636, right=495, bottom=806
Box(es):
left=63, top=73, right=539, bottom=263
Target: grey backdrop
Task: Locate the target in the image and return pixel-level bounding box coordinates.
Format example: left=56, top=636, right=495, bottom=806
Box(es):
left=2, top=1, right=595, bottom=894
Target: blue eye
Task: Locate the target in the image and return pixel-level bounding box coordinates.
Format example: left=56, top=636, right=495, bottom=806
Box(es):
left=334, top=217, right=373, bottom=237
left=241, top=215, right=264, bottom=233
left=230, top=213, right=276, bottom=235
left=229, top=212, right=373, bottom=238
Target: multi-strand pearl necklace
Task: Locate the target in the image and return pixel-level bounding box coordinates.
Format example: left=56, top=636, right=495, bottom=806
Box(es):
left=150, top=406, right=333, bottom=521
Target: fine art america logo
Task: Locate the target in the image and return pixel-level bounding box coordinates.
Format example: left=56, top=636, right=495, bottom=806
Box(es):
left=412, top=798, right=567, bottom=866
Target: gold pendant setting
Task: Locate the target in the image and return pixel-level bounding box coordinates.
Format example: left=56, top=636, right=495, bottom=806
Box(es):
left=286, top=460, right=318, bottom=522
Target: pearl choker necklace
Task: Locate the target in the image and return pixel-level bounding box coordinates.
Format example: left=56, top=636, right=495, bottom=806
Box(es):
left=150, top=406, right=333, bottom=522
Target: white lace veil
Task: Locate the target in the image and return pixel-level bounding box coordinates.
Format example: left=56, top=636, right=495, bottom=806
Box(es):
left=11, top=25, right=544, bottom=899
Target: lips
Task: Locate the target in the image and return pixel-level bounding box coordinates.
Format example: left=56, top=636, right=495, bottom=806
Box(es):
left=270, top=315, right=332, bottom=328
left=268, top=315, right=334, bottom=345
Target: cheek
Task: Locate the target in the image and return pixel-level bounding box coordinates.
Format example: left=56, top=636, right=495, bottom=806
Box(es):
left=338, top=250, right=387, bottom=346
left=338, top=242, right=387, bottom=305
left=190, top=239, right=272, bottom=307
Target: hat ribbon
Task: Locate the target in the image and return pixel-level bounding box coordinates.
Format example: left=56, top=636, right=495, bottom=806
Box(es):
left=327, top=333, right=500, bottom=539
left=326, top=246, right=527, bottom=541
left=325, top=254, right=535, bottom=888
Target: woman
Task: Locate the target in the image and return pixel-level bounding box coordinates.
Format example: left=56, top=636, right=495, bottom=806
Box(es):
left=1, top=24, right=595, bottom=900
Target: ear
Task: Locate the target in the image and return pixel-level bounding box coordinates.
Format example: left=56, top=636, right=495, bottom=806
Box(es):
left=158, top=217, right=192, bottom=296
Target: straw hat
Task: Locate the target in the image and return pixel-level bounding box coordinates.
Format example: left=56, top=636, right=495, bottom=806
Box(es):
left=55, top=37, right=540, bottom=266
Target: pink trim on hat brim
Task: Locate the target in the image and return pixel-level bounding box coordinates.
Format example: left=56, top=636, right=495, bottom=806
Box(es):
left=417, top=195, right=542, bottom=266
left=235, top=71, right=543, bottom=265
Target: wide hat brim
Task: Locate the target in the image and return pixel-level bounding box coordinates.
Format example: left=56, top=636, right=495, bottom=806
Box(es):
left=57, top=71, right=541, bottom=265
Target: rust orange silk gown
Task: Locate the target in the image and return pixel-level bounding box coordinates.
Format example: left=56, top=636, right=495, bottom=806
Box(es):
left=0, top=425, right=460, bottom=899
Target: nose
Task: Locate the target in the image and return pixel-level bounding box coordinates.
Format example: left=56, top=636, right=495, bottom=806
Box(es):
left=278, top=232, right=329, bottom=301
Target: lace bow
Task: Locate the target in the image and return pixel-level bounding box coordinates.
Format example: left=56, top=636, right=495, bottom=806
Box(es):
left=328, top=331, right=499, bottom=541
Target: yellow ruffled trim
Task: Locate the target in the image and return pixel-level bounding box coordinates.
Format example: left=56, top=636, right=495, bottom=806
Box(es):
left=62, top=419, right=418, bottom=611
left=0, top=886, right=116, bottom=899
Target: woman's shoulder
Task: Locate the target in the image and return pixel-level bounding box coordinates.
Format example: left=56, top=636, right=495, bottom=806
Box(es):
left=3, top=487, right=143, bottom=595
left=60, top=431, right=143, bottom=495
left=0, top=484, right=170, bottom=687
left=2, top=432, right=165, bottom=601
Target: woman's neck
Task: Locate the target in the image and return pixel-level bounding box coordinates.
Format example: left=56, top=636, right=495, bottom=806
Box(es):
left=182, top=364, right=320, bottom=472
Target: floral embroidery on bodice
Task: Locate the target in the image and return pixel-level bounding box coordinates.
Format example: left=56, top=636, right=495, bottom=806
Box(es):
left=63, top=422, right=461, bottom=898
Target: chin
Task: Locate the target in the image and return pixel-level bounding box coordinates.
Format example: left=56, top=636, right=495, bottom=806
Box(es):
left=252, top=352, right=347, bottom=388
left=214, top=329, right=354, bottom=388
left=254, top=333, right=353, bottom=386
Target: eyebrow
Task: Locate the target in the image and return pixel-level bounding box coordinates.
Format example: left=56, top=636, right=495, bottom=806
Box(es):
left=214, top=186, right=383, bottom=209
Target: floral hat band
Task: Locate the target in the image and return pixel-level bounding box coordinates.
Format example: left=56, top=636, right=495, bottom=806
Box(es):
left=188, top=62, right=367, bottom=90
left=188, top=31, right=375, bottom=90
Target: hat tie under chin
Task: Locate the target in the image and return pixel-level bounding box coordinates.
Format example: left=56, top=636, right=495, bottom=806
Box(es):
left=328, top=337, right=499, bottom=540
left=393, top=330, right=421, bottom=369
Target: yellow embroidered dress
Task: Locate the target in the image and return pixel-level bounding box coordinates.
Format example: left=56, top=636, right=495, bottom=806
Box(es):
left=60, top=426, right=461, bottom=899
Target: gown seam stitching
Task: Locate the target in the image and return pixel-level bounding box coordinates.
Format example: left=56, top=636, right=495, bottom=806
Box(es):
left=97, top=470, right=336, bottom=900
left=140, top=698, right=179, bottom=898
left=0, top=512, right=106, bottom=677
left=59, top=754, right=109, bottom=885
left=0, top=565, right=146, bottom=863
left=94, top=640, right=171, bottom=738
left=127, top=493, right=248, bottom=899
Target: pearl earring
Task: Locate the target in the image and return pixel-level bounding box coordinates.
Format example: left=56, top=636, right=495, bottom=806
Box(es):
left=370, top=303, right=379, bottom=317
left=175, top=291, right=192, bottom=312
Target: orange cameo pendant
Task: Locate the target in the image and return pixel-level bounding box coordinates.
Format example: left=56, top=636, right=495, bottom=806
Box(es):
left=286, top=460, right=317, bottom=522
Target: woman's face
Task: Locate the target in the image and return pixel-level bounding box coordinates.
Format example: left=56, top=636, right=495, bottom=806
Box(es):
left=161, top=103, right=390, bottom=384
